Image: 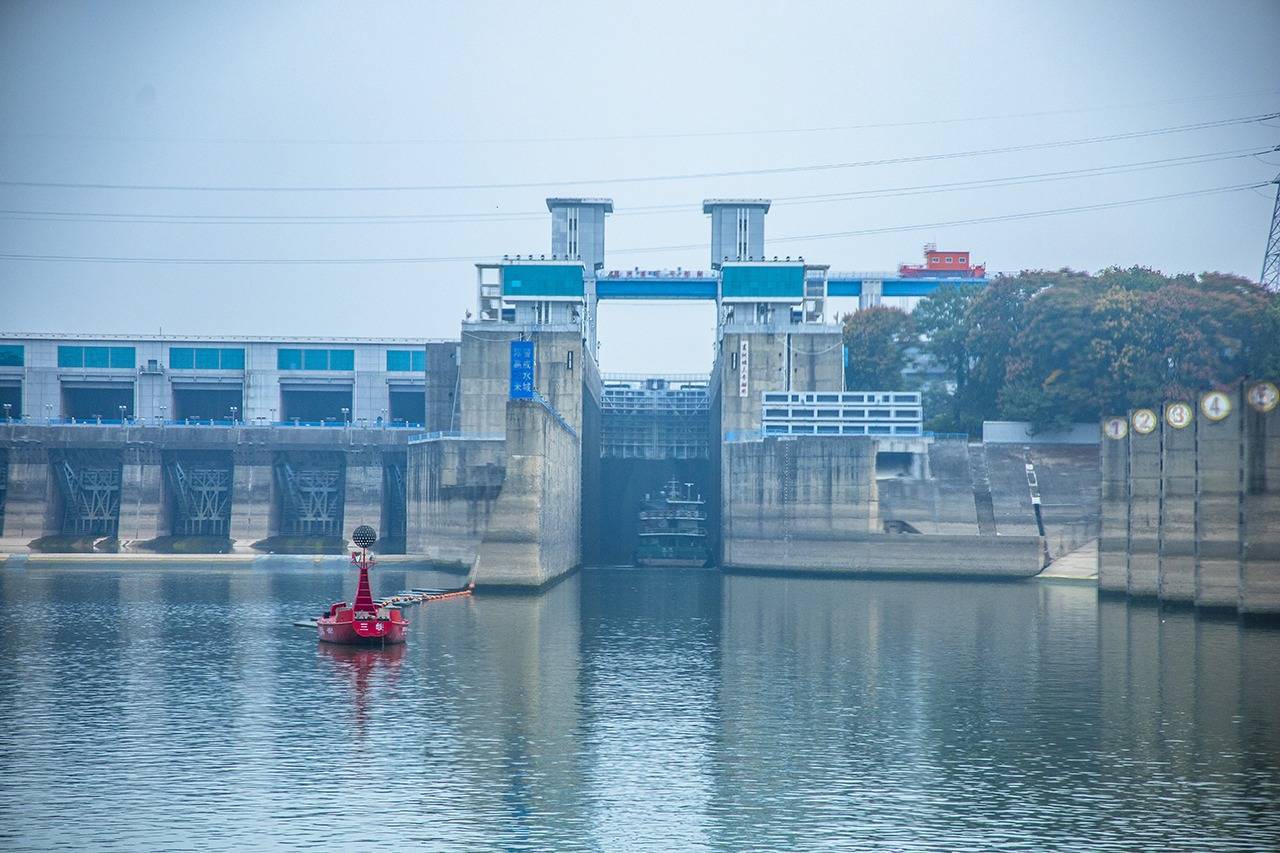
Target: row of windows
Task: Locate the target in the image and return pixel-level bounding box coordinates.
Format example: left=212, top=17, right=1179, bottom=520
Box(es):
left=23, top=344, right=427, bottom=373
left=386, top=349, right=426, bottom=372
left=0, top=345, right=22, bottom=367
left=763, top=392, right=920, bottom=404
left=765, top=407, right=919, bottom=420
left=169, top=347, right=245, bottom=370
left=277, top=348, right=355, bottom=371
left=929, top=255, right=968, bottom=264
left=58, top=345, right=136, bottom=369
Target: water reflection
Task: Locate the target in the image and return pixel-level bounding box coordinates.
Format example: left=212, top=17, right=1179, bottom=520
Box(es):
left=0, top=564, right=1276, bottom=850
left=316, top=642, right=405, bottom=736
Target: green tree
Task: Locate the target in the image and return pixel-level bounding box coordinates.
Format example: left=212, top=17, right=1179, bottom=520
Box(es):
left=913, top=283, right=981, bottom=433
left=842, top=306, right=915, bottom=390
left=1001, top=270, right=1278, bottom=429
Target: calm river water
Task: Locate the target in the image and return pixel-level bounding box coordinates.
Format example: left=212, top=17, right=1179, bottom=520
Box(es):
left=1, top=563, right=1278, bottom=851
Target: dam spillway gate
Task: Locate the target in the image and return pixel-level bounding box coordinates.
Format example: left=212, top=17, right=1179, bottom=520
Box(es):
left=165, top=452, right=233, bottom=537
left=274, top=452, right=345, bottom=537
left=53, top=449, right=122, bottom=536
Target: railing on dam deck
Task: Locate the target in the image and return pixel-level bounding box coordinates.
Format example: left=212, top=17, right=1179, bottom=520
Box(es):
left=407, top=431, right=505, bottom=444
left=2, top=417, right=427, bottom=429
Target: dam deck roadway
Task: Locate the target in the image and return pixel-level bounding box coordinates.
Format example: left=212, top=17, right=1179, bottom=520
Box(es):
left=595, top=269, right=987, bottom=300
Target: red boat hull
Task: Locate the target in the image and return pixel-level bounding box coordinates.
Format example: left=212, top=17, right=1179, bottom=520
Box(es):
left=317, top=609, right=407, bottom=646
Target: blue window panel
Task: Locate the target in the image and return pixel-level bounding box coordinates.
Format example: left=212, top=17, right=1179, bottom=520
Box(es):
left=328, top=349, right=354, bottom=371
left=303, top=349, right=328, bottom=370
left=501, top=264, right=584, bottom=298
left=57, top=345, right=83, bottom=367
left=0, top=344, right=23, bottom=366
left=84, top=347, right=110, bottom=368
left=386, top=350, right=410, bottom=372
left=194, top=348, right=219, bottom=369
left=411, top=350, right=425, bottom=372
left=277, top=348, right=302, bottom=370
left=109, top=347, right=135, bottom=368
left=720, top=264, right=804, bottom=299
left=220, top=348, right=245, bottom=370
left=169, top=348, right=194, bottom=369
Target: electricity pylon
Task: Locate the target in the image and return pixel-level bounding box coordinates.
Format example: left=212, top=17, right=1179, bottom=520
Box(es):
left=1263, top=172, right=1280, bottom=291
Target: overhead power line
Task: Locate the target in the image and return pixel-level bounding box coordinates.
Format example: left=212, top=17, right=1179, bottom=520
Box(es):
left=0, top=147, right=1268, bottom=226
left=0, top=113, right=1275, bottom=194
left=7, top=87, right=1278, bottom=146
left=0, top=182, right=1265, bottom=264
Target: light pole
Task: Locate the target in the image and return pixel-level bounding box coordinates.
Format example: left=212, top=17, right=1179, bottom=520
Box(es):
left=118, top=404, right=127, bottom=424
left=158, top=404, right=167, bottom=427
left=230, top=405, right=239, bottom=424
left=380, top=408, right=387, bottom=429
left=44, top=402, right=52, bottom=425
left=2, top=403, right=11, bottom=423
left=341, top=406, right=350, bottom=427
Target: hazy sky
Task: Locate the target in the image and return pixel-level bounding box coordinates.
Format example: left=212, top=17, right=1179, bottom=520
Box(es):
left=1, top=0, right=1278, bottom=373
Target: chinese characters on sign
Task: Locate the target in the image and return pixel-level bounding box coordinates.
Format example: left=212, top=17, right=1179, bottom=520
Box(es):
left=738, top=340, right=749, bottom=398
left=509, top=340, right=535, bottom=399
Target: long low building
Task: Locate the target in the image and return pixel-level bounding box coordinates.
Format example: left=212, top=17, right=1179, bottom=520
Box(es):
left=0, top=335, right=460, bottom=430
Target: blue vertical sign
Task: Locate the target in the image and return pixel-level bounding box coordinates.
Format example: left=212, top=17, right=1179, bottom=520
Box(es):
left=509, top=340, right=535, bottom=399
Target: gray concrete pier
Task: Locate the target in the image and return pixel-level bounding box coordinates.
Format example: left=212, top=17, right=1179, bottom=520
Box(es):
left=1100, top=382, right=1280, bottom=617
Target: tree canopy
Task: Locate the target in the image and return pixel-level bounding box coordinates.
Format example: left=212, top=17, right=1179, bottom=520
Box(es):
left=911, top=268, right=1280, bottom=433
left=841, top=306, right=916, bottom=391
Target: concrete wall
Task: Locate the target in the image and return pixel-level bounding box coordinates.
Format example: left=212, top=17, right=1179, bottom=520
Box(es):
left=405, top=437, right=505, bottom=566
left=460, top=325, right=587, bottom=438
left=1195, top=390, right=1242, bottom=610
left=1099, top=382, right=1280, bottom=616
left=1159, top=415, right=1196, bottom=602
left=1241, top=395, right=1279, bottom=615
left=228, top=448, right=272, bottom=551
left=1098, top=426, right=1129, bottom=594
left=117, top=445, right=164, bottom=544
left=723, top=531, right=1044, bottom=577
left=1127, top=427, right=1161, bottom=598
left=983, top=421, right=1100, bottom=445
left=472, top=398, right=582, bottom=589
left=722, top=436, right=879, bottom=548
left=716, top=326, right=844, bottom=436
left=872, top=440, right=980, bottom=535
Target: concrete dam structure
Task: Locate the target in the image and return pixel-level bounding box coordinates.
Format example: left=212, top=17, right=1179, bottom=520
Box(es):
left=1099, top=382, right=1280, bottom=616
left=2, top=196, right=1112, bottom=589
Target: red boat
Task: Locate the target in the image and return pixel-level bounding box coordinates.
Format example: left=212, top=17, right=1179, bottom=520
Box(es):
left=317, top=525, right=408, bottom=646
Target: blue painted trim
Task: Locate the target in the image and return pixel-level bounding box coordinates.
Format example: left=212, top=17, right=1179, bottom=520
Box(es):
left=596, top=280, right=719, bottom=300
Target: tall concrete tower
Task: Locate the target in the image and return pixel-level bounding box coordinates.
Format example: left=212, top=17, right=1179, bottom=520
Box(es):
left=703, top=199, right=771, bottom=268
left=547, top=198, right=613, bottom=271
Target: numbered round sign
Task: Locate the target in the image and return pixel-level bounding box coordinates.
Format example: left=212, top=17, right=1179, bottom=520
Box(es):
left=1102, top=416, right=1128, bottom=440
left=1165, top=401, right=1193, bottom=430
left=1200, top=391, right=1232, bottom=422
left=1247, top=381, right=1279, bottom=414
left=1131, top=408, right=1157, bottom=435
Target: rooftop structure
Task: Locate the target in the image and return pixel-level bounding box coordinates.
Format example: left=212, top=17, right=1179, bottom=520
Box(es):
left=0, top=333, right=460, bottom=430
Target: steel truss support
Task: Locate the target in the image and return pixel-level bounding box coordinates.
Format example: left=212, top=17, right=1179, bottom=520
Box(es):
left=275, top=453, right=345, bottom=536
left=165, top=455, right=233, bottom=536
left=52, top=450, right=121, bottom=536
